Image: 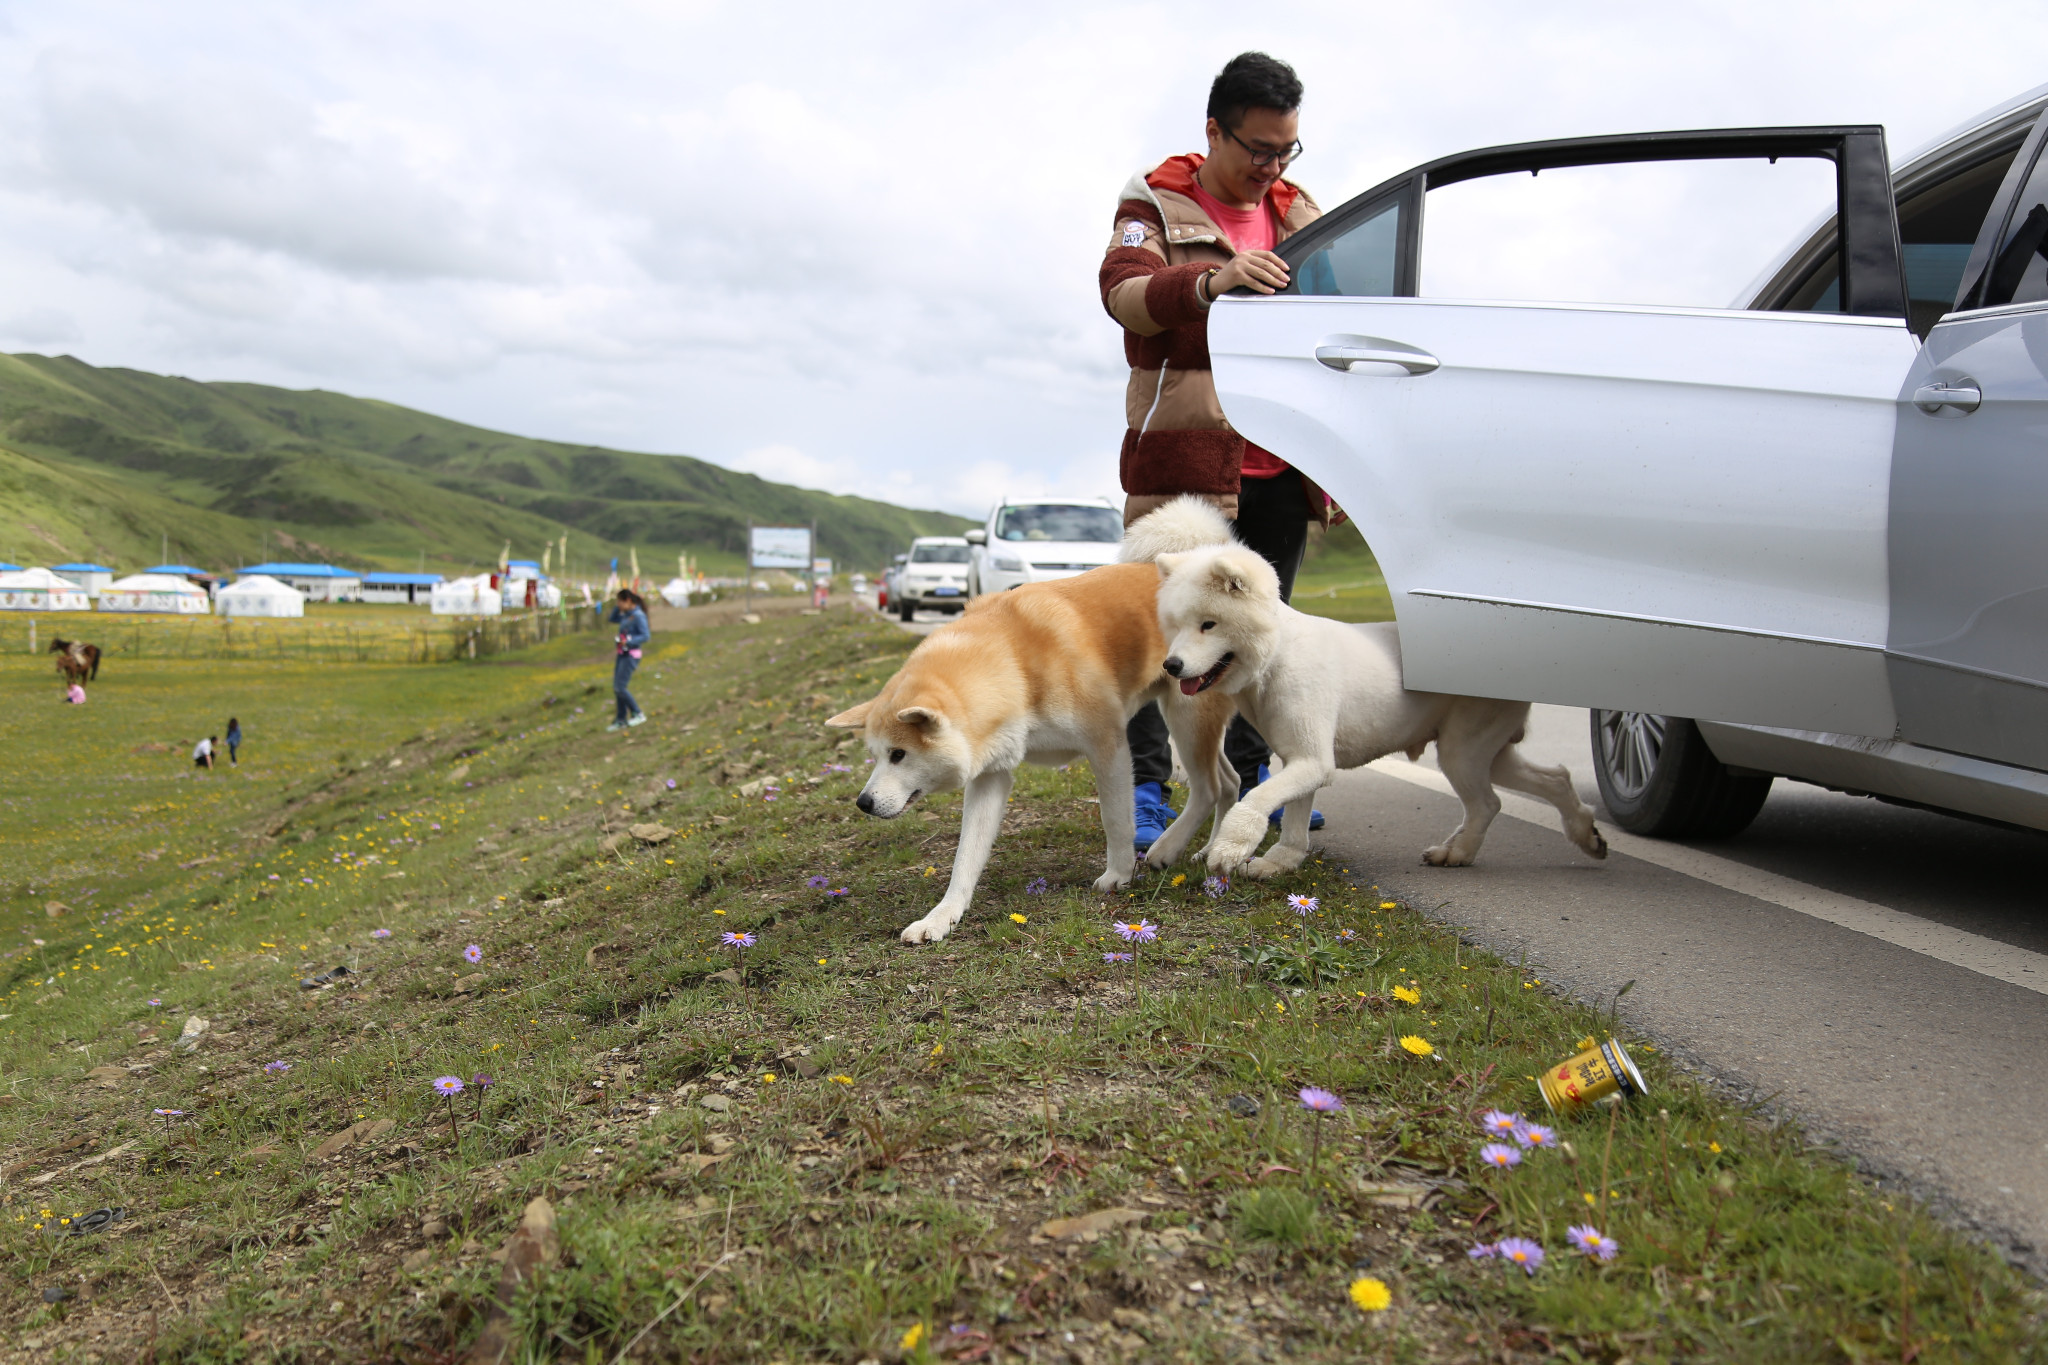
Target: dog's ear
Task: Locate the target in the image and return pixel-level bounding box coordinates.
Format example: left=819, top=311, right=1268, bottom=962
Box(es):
left=896, top=706, right=944, bottom=732
left=824, top=700, right=874, bottom=730
left=1213, top=563, right=1248, bottom=596
left=1154, top=552, right=1185, bottom=579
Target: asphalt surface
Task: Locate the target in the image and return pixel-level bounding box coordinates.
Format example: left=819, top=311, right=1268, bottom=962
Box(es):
left=1320, top=704, right=2048, bottom=1272
left=879, top=596, right=2048, bottom=1268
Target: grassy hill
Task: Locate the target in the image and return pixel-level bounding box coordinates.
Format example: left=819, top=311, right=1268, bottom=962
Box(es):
left=0, top=353, right=973, bottom=578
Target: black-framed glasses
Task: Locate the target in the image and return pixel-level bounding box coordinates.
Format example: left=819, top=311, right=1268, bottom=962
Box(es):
left=1222, top=124, right=1303, bottom=168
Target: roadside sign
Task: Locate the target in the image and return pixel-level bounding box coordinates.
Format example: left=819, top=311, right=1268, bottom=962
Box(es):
left=812, top=558, right=833, bottom=576
left=750, top=526, right=811, bottom=570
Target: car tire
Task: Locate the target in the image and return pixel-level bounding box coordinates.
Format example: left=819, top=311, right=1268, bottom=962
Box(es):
left=898, top=599, right=915, bottom=622
left=1589, top=711, right=1772, bottom=839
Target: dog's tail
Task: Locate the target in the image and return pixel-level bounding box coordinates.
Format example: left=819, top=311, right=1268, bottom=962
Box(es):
left=1118, top=495, right=1236, bottom=564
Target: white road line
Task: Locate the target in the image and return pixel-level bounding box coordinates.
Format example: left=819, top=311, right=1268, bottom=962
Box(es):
left=1363, top=757, right=2048, bottom=998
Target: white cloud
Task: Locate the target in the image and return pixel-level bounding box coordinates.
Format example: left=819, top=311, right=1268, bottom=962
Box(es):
left=0, top=1, right=2043, bottom=516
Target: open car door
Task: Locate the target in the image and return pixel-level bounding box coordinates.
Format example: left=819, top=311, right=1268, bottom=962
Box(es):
left=1209, top=129, right=1918, bottom=737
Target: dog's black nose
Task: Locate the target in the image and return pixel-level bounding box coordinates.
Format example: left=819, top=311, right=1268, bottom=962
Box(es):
left=856, top=792, right=875, bottom=814
left=1163, top=656, right=1183, bottom=677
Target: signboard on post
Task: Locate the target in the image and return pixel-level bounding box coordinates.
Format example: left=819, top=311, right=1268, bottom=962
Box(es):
left=811, top=558, right=833, bottom=577
left=749, top=526, right=812, bottom=571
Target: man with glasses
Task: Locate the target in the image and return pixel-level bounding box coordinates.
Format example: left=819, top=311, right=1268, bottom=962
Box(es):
left=1102, top=50, right=1331, bottom=849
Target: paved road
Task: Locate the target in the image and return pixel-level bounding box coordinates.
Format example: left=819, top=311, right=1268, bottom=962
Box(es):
left=1316, top=704, right=2048, bottom=1272
left=880, top=604, right=2048, bottom=1267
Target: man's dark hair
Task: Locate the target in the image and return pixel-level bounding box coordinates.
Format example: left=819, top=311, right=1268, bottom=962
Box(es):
left=1207, top=52, right=1302, bottom=130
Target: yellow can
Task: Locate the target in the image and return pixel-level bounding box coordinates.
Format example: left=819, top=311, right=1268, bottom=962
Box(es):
left=1537, top=1037, right=1647, bottom=1115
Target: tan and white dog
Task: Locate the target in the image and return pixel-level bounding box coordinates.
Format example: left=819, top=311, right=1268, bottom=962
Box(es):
left=1138, top=497, right=1609, bottom=878
left=829, top=526, right=1239, bottom=944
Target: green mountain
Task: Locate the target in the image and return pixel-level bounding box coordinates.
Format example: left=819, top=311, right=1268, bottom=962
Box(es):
left=0, top=353, right=972, bottom=578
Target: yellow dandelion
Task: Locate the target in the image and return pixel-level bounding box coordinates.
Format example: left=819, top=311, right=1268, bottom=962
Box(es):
left=1392, top=985, right=1420, bottom=1005
left=900, top=1322, right=925, bottom=1350
left=1709, top=1141, right=1723, bottom=1154
left=761, top=1073, right=776, bottom=1083
left=1379, top=900, right=1396, bottom=909
left=830, top=1075, right=854, bottom=1085
left=1349, top=1276, right=1392, bottom=1313
left=1171, top=873, right=1187, bottom=887
left=1576, top=1035, right=1597, bottom=1050
left=1010, top=913, right=1028, bottom=925
left=1398, top=1035, right=1433, bottom=1057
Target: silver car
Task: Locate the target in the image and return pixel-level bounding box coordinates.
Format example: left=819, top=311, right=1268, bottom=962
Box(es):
left=1210, top=84, right=2048, bottom=838
left=896, top=537, right=972, bottom=621
left=964, top=497, right=1123, bottom=597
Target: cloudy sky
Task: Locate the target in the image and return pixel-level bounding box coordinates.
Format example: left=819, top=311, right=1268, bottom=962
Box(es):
left=1, top=1, right=2045, bottom=517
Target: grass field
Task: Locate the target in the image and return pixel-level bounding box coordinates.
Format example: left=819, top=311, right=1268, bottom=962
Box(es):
left=0, top=603, right=597, bottom=666
left=1292, top=522, right=1393, bottom=624
left=2, top=612, right=2041, bottom=1362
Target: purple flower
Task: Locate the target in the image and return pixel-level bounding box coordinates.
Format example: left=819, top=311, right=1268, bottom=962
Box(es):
left=1298, top=1087, right=1343, bottom=1113
left=371, top=929, right=392, bottom=939
left=263, top=1060, right=292, bottom=1075
left=721, top=931, right=757, bottom=949
left=1496, top=1237, right=1545, bottom=1274
left=1287, top=894, right=1318, bottom=917
left=148, top=998, right=162, bottom=1006
left=827, top=887, right=850, bottom=898
left=1479, top=1143, right=1522, bottom=1170
left=1026, top=877, right=1048, bottom=895
left=1102, top=952, right=1133, bottom=964
left=1113, top=920, right=1158, bottom=944
left=1466, top=1242, right=1497, bottom=1261
left=807, top=875, right=830, bottom=889
left=463, top=944, right=483, bottom=964
left=1513, top=1120, right=1559, bottom=1150
left=431, top=823, right=441, bottom=831
left=1202, top=876, right=1228, bottom=899
left=1566, top=1225, right=1619, bottom=1261
left=153, top=1108, right=184, bottom=1117
left=432, top=1075, right=465, bottom=1096
left=1336, top=928, right=1358, bottom=941
left=1479, top=1109, right=1523, bottom=1138
left=666, top=779, right=678, bottom=789
left=471, top=1073, right=496, bottom=1091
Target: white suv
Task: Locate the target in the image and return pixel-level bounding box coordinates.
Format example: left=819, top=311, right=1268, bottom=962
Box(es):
left=896, top=537, right=972, bottom=621
left=964, top=497, right=1123, bottom=598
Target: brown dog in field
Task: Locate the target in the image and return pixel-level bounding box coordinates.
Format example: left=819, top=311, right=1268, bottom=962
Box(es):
left=829, top=518, right=1239, bottom=944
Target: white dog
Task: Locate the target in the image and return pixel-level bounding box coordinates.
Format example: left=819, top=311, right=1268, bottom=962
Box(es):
left=1136, top=497, right=1609, bottom=878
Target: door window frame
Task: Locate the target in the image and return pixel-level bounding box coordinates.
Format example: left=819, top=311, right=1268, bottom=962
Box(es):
left=1275, top=126, right=1909, bottom=320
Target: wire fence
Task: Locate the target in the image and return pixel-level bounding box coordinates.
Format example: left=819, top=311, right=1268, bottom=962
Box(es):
left=0, top=606, right=599, bottom=664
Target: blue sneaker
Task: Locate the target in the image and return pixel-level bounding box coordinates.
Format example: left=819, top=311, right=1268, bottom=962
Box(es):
left=1243, top=765, right=1324, bottom=831
left=1133, top=780, right=1179, bottom=851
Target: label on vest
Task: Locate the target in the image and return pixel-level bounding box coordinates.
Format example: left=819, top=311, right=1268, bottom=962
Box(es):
left=1122, top=221, right=1146, bottom=247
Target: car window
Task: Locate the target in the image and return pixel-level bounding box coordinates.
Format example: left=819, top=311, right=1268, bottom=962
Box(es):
left=1975, top=141, right=2048, bottom=310
left=910, top=546, right=970, bottom=564
left=1295, top=199, right=1401, bottom=296
left=994, top=505, right=1122, bottom=542
left=1784, top=147, right=2019, bottom=334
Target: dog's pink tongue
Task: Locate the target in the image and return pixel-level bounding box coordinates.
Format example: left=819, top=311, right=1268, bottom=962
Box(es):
left=1179, top=678, right=1204, bottom=696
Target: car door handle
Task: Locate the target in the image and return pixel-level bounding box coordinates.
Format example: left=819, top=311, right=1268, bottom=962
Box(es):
left=1314, top=341, right=1440, bottom=375
left=1913, top=380, right=1981, bottom=413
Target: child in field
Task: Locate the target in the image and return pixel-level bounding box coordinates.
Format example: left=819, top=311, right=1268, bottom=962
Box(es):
left=193, top=735, right=216, bottom=770
left=606, top=589, right=650, bottom=732
left=65, top=683, right=85, bottom=705
left=225, top=717, right=242, bottom=765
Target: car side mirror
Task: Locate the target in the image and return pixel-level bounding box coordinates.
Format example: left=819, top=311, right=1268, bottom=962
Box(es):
left=963, top=529, right=987, bottom=545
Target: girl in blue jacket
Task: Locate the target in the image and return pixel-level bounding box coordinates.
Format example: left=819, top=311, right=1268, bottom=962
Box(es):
left=606, top=589, right=650, bottom=731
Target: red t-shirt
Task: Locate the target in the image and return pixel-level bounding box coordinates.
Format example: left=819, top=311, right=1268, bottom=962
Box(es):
left=1186, top=177, right=1290, bottom=479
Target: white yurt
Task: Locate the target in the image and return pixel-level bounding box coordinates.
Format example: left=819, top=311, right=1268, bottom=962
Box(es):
left=216, top=574, right=307, bottom=618
left=98, top=573, right=213, bottom=615
left=659, top=577, right=692, bottom=608
left=430, top=574, right=503, bottom=616
left=0, top=567, right=92, bottom=611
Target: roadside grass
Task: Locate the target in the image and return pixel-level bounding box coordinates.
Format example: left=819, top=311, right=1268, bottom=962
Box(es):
left=0, top=602, right=594, bottom=664
left=1, top=611, right=2041, bottom=1362
left=1291, top=521, right=1392, bottom=624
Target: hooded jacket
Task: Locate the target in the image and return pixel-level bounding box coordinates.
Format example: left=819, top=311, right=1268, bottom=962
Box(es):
left=1099, top=154, right=1321, bottom=522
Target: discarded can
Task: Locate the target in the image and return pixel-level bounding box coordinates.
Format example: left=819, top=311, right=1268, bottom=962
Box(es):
left=1536, top=1037, right=1647, bottom=1114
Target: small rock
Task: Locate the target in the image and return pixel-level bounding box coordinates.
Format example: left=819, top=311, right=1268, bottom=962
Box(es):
left=421, top=1218, right=448, bottom=1238
left=401, top=1249, right=432, bottom=1272
left=628, top=822, right=674, bottom=844
left=1227, top=1094, right=1260, bottom=1118
left=452, top=973, right=487, bottom=994
left=174, top=1017, right=211, bottom=1053
left=703, top=967, right=742, bottom=986
left=698, top=1093, right=731, bottom=1113
left=705, top=1133, right=736, bottom=1155
left=42, top=1286, right=68, bottom=1303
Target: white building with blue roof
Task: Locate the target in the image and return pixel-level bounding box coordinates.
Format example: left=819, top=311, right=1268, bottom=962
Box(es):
left=234, top=562, right=363, bottom=603
left=361, top=571, right=443, bottom=605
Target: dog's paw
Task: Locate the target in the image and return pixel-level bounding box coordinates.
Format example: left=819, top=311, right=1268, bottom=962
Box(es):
left=1582, top=823, right=1609, bottom=860
left=1241, top=856, right=1284, bottom=881
left=1092, top=867, right=1133, bottom=893
left=1421, top=843, right=1475, bottom=867
left=1142, top=843, right=1179, bottom=870
left=899, top=913, right=956, bottom=944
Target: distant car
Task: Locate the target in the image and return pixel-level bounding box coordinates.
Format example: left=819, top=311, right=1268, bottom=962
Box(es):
left=1210, top=84, right=2048, bottom=838
left=964, top=497, right=1124, bottom=598
left=878, top=553, right=907, bottom=611
left=897, top=538, right=971, bottom=621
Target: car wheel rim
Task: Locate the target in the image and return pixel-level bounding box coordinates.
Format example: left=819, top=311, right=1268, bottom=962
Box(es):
left=1598, top=710, right=1665, bottom=801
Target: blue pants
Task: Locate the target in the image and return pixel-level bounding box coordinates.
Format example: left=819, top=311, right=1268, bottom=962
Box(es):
left=613, top=654, right=641, bottom=721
